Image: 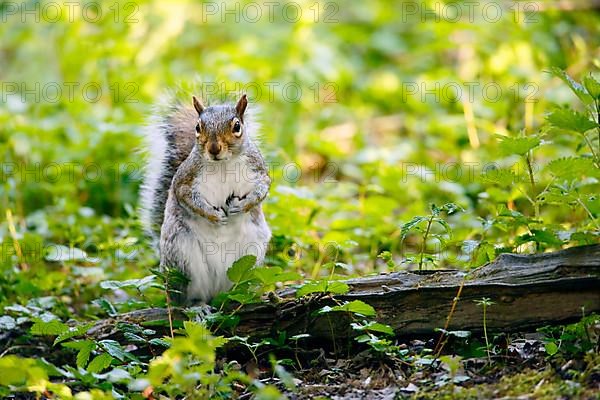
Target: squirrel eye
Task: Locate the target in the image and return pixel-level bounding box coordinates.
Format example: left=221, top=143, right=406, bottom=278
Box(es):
left=232, top=120, right=242, bottom=136
left=195, top=123, right=201, bottom=133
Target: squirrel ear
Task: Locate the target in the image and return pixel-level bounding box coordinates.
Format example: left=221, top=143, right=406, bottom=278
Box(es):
left=192, top=96, right=204, bottom=115
left=236, top=94, right=248, bottom=117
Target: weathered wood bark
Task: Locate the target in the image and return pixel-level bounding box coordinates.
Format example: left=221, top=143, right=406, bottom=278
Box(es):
left=89, top=244, right=600, bottom=341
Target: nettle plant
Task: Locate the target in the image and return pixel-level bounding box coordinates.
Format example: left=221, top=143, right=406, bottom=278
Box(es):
left=398, top=203, right=464, bottom=271
left=479, top=69, right=600, bottom=255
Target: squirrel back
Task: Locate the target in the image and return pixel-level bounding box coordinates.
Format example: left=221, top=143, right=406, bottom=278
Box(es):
left=140, top=96, right=198, bottom=241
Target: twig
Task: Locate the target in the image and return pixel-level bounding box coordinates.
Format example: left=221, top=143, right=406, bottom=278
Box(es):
left=5, top=209, right=28, bottom=271
left=576, top=197, right=600, bottom=231
left=418, top=215, right=434, bottom=271
left=164, top=283, right=175, bottom=339
left=434, top=279, right=465, bottom=357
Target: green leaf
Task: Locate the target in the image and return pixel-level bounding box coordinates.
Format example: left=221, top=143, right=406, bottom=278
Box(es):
left=100, top=275, right=156, bottom=291
left=45, top=245, right=88, bottom=262
left=226, top=292, right=260, bottom=304
left=481, top=168, right=519, bottom=187
left=148, top=338, right=171, bottom=348
left=296, top=281, right=324, bottom=297
left=548, top=67, right=593, bottom=105
left=227, top=255, right=257, bottom=285
left=253, top=267, right=301, bottom=285
left=63, top=340, right=96, bottom=369
left=296, top=280, right=349, bottom=297
left=123, top=332, right=146, bottom=343
left=93, top=298, right=118, bottom=317
left=351, top=321, right=394, bottom=335
left=400, top=216, right=428, bottom=240
left=182, top=320, right=211, bottom=339
left=53, top=323, right=94, bottom=345
left=497, top=135, right=540, bottom=156
left=583, top=75, right=600, bottom=99
left=545, top=341, right=559, bottom=356
left=497, top=206, right=534, bottom=226
left=433, top=217, right=452, bottom=234
left=324, top=281, right=352, bottom=295
left=439, top=203, right=463, bottom=215
left=531, top=230, right=563, bottom=246
left=251, top=266, right=281, bottom=284
left=538, top=186, right=578, bottom=206
left=77, top=342, right=95, bottom=369
left=87, top=353, right=113, bottom=373
left=546, top=108, right=597, bottom=133
left=544, top=157, right=597, bottom=180
left=0, top=356, right=48, bottom=387
left=31, top=320, right=69, bottom=336
left=517, top=229, right=563, bottom=246
left=319, top=300, right=376, bottom=317
left=99, top=340, right=128, bottom=362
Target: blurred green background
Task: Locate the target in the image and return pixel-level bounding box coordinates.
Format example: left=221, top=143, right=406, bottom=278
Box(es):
left=1, top=0, right=599, bottom=302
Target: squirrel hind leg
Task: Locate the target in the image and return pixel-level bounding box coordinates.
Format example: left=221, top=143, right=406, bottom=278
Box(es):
left=159, top=231, right=193, bottom=303
left=160, top=231, right=217, bottom=303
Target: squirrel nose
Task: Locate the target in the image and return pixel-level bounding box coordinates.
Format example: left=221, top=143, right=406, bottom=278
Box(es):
left=208, top=143, right=221, bottom=156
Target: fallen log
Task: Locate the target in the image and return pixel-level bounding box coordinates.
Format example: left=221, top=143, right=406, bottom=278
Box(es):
left=89, top=244, right=600, bottom=341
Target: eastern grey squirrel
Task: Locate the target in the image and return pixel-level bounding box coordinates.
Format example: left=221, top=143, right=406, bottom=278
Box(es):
left=140, top=93, right=271, bottom=303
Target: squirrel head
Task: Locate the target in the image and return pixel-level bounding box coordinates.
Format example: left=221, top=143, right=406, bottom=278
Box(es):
left=192, top=94, right=249, bottom=161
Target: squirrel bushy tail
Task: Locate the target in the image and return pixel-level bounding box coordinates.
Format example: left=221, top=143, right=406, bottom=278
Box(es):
left=140, top=96, right=198, bottom=242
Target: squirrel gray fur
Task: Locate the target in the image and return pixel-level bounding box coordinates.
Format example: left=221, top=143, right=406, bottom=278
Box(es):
left=140, top=93, right=271, bottom=303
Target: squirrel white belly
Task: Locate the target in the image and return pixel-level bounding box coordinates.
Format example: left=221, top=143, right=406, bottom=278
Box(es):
left=140, top=93, right=271, bottom=303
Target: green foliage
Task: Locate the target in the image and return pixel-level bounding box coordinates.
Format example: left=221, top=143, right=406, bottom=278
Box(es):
left=0, top=1, right=599, bottom=397
left=544, top=157, right=597, bottom=180
left=548, top=67, right=595, bottom=105
left=540, top=313, right=599, bottom=359
left=296, top=279, right=349, bottom=297
left=215, top=255, right=301, bottom=306
left=318, top=300, right=376, bottom=317
left=546, top=108, right=598, bottom=133
left=400, top=203, right=463, bottom=271
left=497, top=135, right=541, bottom=156
left=144, top=321, right=283, bottom=398
left=62, top=340, right=95, bottom=369
left=474, top=297, right=495, bottom=364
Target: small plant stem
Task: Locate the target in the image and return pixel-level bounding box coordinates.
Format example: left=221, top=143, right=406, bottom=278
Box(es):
left=595, top=99, right=600, bottom=166
left=516, top=187, right=536, bottom=209
left=311, top=248, right=326, bottom=279
left=294, top=343, right=302, bottom=370
left=582, top=134, right=600, bottom=168
left=524, top=154, right=540, bottom=220
left=482, top=302, right=491, bottom=364
left=418, top=214, right=434, bottom=271
left=525, top=154, right=536, bottom=194
left=434, top=279, right=465, bottom=357
left=327, top=315, right=337, bottom=355
left=540, top=177, right=555, bottom=197
left=5, top=209, right=28, bottom=271
left=576, top=197, right=600, bottom=230
left=215, top=303, right=244, bottom=332
left=164, top=284, right=175, bottom=339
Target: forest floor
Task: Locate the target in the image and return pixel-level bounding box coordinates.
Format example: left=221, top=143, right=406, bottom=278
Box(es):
left=258, top=330, right=600, bottom=399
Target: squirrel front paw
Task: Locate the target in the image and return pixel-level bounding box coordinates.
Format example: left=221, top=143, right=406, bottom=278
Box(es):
left=207, top=207, right=228, bottom=225
left=226, top=195, right=244, bottom=215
